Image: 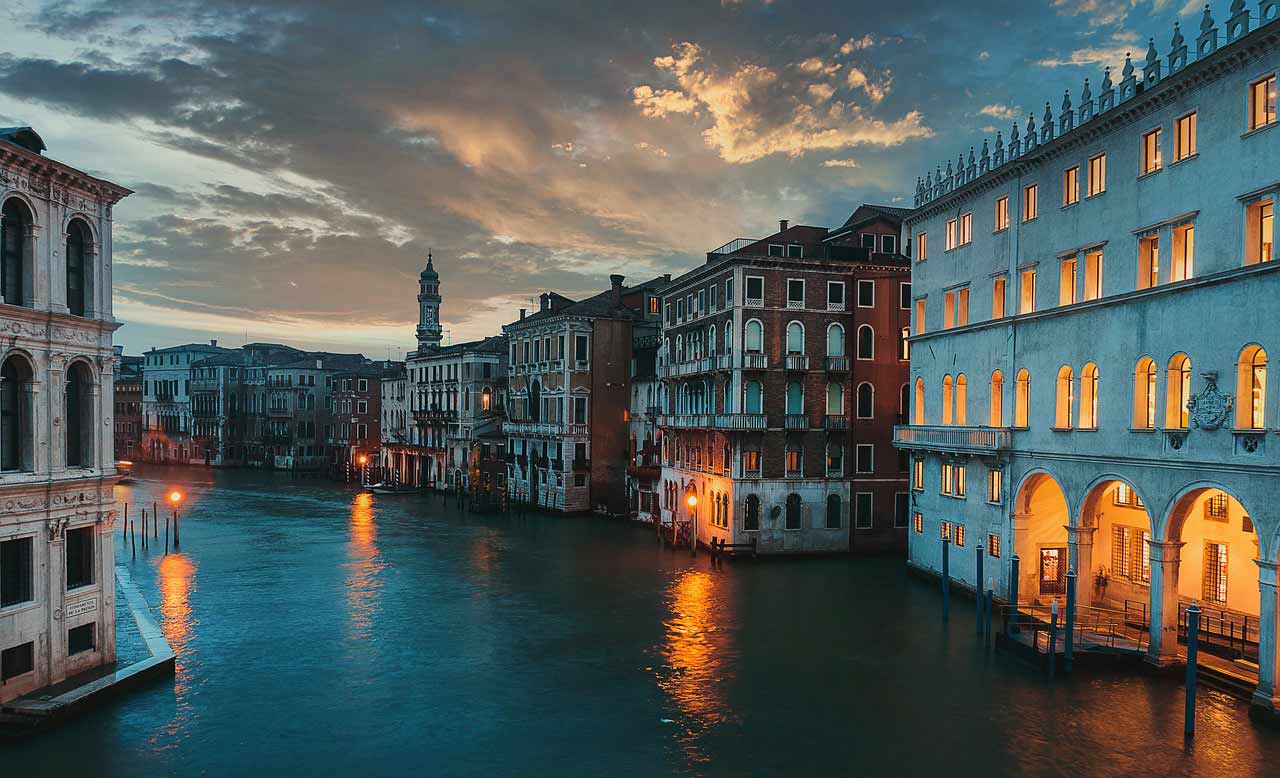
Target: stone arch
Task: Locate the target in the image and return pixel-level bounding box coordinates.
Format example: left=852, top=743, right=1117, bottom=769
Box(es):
left=1, top=194, right=37, bottom=307
left=1076, top=473, right=1155, bottom=609
left=1012, top=469, right=1071, bottom=601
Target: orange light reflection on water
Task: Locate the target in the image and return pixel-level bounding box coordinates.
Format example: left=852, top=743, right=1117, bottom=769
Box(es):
left=155, top=552, right=198, bottom=739
left=346, top=493, right=385, bottom=642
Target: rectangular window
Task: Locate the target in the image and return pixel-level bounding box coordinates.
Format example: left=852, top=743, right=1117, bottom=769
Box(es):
left=1063, top=166, right=1079, bottom=206
left=65, top=527, right=94, bottom=590
left=1141, top=128, right=1162, bottom=174
left=742, top=449, right=760, bottom=474
left=1087, top=153, right=1106, bottom=196
left=1019, top=268, right=1036, bottom=314
left=988, top=533, right=1001, bottom=558
left=787, top=244, right=803, bottom=258
left=861, top=233, right=877, bottom=249
left=1246, top=197, right=1275, bottom=265
left=992, top=276, right=1006, bottom=319
left=943, top=291, right=955, bottom=329
left=745, top=276, right=764, bottom=306
left=708, top=285, right=717, bottom=311
left=1084, top=250, right=1103, bottom=301
left=785, top=447, right=801, bottom=476
left=649, top=296, right=660, bottom=315
left=1172, top=223, right=1194, bottom=282
left=916, top=232, right=928, bottom=261
left=895, top=493, right=909, bottom=528
left=956, top=288, right=969, bottom=326
left=954, top=466, right=966, bottom=498
left=940, top=463, right=953, bottom=495
left=575, top=335, right=589, bottom=362
left=855, top=493, right=873, bottom=529
left=899, top=282, right=911, bottom=309
left=995, top=196, right=1009, bottom=231
left=768, top=243, right=784, bottom=257
left=696, top=289, right=706, bottom=315
left=857, top=279, right=875, bottom=308
left=1, top=641, right=34, bottom=682
left=1204, top=492, right=1230, bottom=521
left=881, top=234, right=898, bottom=254
left=676, top=299, right=685, bottom=321
left=940, top=521, right=952, bottom=542
left=67, top=623, right=95, bottom=655
left=959, top=212, right=973, bottom=245
left=787, top=279, right=805, bottom=308
left=855, top=443, right=874, bottom=473
left=1175, top=112, right=1196, bottom=161
left=914, top=299, right=926, bottom=335
left=954, top=524, right=966, bottom=547
left=1203, top=542, right=1228, bottom=604
left=945, top=218, right=958, bottom=250
left=912, top=458, right=924, bottom=490
left=913, top=512, right=923, bottom=533
left=1, top=536, right=33, bottom=607
left=1022, top=184, right=1038, bottom=221
left=1250, top=75, right=1276, bottom=131
left=1138, top=235, right=1160, bottom=288
left=828, top=281, right=846, bottom=310
left=987, top=468, right=1002, bottom=504
left=1059, top=258, right=1077, bottom=306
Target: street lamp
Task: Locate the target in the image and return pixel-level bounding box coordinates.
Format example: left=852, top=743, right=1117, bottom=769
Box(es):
left=168, top=489, right=183, bottom=549
left=686, top=493, right=698, bottom=554
left=357, top=454, right=369, bottom=486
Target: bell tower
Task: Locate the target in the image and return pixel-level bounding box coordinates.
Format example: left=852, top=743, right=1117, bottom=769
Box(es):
left=416, top=252, right=443, bottom=352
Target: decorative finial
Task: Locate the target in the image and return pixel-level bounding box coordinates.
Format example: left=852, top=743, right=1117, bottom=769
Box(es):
left=1081, top=77, right=1092, bottom=102
left=1171, top=20, right=1185, bottom=47
left=1061, top=89, right=1072, bottom=113
left=1146, top=37, right=1158, bottom=65
left=1122, top=52, right=1134, bottom=79
left=1101, top=67, right=1113, bottom=91
left=1201, top=4, right=1215, bottom=30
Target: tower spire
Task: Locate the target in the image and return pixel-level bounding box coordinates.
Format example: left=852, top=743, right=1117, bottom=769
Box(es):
left=416, top=250, right=443, bottom=352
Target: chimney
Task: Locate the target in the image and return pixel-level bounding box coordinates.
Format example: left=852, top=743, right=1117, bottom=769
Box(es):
left=210, top=339, right=218, bottom=347
left=315, top=359, right=322, bottom=369
left=519, top=308, right=526, bottom=320
left=779, top=219, right=789, bottom=232
left=540, top=293, right=551, bottom=311
left=609, top=274, right=625, bottom=306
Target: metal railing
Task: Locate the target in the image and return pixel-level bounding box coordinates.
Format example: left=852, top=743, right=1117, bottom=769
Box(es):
left=784, top=414, right=808, bottom=430
left=1178, top=601, right=1259, bottom=662
left=785, top=354, right=809, bottom=371
left=893, top=424, right=1012, bottom=453
left=825, top=356, right=849, bottom=371
left=824, top=415, right=849, bottom=430
left=744, top=353, right=768, bottom=369
left=1000, top=602, right=1149, bottom=655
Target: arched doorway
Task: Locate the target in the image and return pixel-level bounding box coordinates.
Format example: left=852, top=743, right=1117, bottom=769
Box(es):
left=1012, top=472, right=1069, bottom=604
left=1077, top=478, right=1154, bottom=613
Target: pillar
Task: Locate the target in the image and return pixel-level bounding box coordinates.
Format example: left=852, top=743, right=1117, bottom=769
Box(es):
left=1254, top=559, right=1280, bottom=712
left=1067, top=525, right=1096, bottom=607
left=1146, top=540, right=1184, bottom=666
left=1012, top=510, right=1031, bottom=601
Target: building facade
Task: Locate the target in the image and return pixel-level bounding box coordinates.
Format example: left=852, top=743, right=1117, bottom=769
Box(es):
left=896, top=7, right=1280, bottom=714
left=658, top=211, right=911, bottom=555
left=113, top=349, right=143, bottom=462
left=0, top=127, right=130, bottom=702
left=140, top=340, right=233, bottom=463
left=626, top=331, right=663, bottom=523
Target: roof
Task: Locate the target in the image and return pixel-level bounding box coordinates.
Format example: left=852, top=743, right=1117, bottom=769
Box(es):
left=191, top=353, right=247, bottom=368
left=415, top=335, right=507, bottom=359
left=840, top=203, right=913, bottom=229
left=147, top=343, right=236, bottom=356
left=509, top=275, right=669, bottom=328
left=0, top=127, right=46, bottom=154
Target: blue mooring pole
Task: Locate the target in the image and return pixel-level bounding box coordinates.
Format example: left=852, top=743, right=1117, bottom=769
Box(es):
left=985, top=582, right=994, bottom=648
left=1048, top=599, right=1059, bottom=679
left=941, top=535, right=951, bottom=621
left=1008, top=554, right=1021, bottom=634
left=1064, top=568, right=1077, bottom=674
left=1185, top=602, right=1201, bottom=738
left=975, top=544, right=985, bottom=637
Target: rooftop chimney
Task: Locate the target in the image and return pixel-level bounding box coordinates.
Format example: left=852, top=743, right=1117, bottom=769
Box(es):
left=609, top=274, right=625, bottom=306
left=779, top=219, right=789, bottom=232
left=519, top=308, right=526, bottom=320
left=540, top=293, right=551, bottom=311
left=210, top=339, right=218, bottom=347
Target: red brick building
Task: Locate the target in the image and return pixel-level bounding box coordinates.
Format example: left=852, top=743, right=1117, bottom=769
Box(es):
left=329, top=365, right=391, bottom=481
left=657, top=205, right=911, bottom=554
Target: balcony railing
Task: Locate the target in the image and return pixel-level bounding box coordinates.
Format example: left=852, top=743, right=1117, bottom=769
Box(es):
left=785, top=355, right=809, bottom=371
left=566, top=423, right=589, bottom=437
left=715, top=354, right=733, bottom=370
left=893, top=424, right=1012, bottom=454
left=784, top=414, right=808, bottom=430
left=744, top=353, right=768, bottom=370
left=824, top=415, right=849, bottom=430
left=715, top=413, right=767, bottom=430
left=658, top=413, right=767, bottom=431
left=504, top=421, right=563, bottom=436
left=825, top=356, right=849, bottom=372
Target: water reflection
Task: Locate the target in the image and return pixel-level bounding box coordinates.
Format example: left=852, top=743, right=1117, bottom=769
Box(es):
left=346, top=493, right=385, bottom=642
left=658, top=568, right=736, bottom=767
left=156, top=552, right=197, bottom=739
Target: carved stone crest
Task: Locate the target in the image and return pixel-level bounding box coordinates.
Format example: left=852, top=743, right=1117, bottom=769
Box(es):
left=48, top=515, right=70, bottom=542
left=1187, top=371, right=1233, bottom=431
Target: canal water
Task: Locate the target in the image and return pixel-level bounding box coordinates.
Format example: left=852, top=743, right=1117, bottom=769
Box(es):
left=5, top=466, right=1277, bottom=777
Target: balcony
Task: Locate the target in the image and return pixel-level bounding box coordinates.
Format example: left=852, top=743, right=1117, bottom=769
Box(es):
left=267, top=406, right=292, bottom=418
left=744, top=353, right=769, bottom=370
left=504, top=421, right=563, bottom=436
left=413, top=409, right=457, bottom=423
left=566, top=423, right=589, bottom=437
left=714, top=413, right=767, bottom=430
left=827, top=302, right=846, bottom=312
left=658, top=413, right=767, bottom=431
left=715, top=354, right=733, bottom=370
left=893, top=424, right=1012, bottom=455
left=786, top=299, right=804, bottom=310
left=824, top=415, right=849, bottom=430
left=785, top=355, right=809, bottom=371
left=784, top=414, right=808, bottom=430
left=825, top=356, right=849, bottom=372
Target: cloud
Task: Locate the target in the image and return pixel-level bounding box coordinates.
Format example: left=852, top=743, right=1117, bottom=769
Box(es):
left=979, top=103, right=1021, bottom=120
left=839, top=35, right=875, bottom=54
left=821, top=158, right=859, bottom=168
left=845, top=65, right=892, bottom=104
left=1037, top=32, right=1139, bottom=71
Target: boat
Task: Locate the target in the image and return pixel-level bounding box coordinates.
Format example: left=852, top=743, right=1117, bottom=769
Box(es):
left=364, top=483, right=417, bottom=495
left=115, top=460, right=135, bottom=483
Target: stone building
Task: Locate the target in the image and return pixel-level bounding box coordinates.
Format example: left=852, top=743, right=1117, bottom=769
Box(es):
left=0, top=127, right=130, bottom=702
left=504, top=274, right=666, bottom=514
left=140, top=340, right=233, bottom=463
left=658, top=209, right=911, bottom=555
left=626, top=330, right=663, bottom=523
left=896, top=5, right=1280, bottom=714
left=112, top=349, right=143, bottom=462
left=328, top=364, right=394, bottom=480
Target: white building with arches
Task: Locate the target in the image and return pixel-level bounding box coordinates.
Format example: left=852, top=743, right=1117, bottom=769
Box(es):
left=0, top=127, right=131, bottom=702
left=896, top=6, right=1280, bottom=715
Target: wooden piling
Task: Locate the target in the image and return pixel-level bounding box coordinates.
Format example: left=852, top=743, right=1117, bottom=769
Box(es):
left=165, top=513, right=170, bottom=555
left=173, top=509, right=180, bottom=548
left=131, top=520, right=136, bottom=558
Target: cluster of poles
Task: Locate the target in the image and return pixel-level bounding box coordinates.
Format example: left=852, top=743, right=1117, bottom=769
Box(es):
left=121, top=500, right=182, bottom=557
left=937, top=534, right=1206, bottom=739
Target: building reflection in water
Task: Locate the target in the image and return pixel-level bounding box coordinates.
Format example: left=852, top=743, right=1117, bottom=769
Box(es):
left=346, top=493, right=385, bottom=642
left=658, top=568, right=736, bottom=767
left=156, top=552, right=197, bottom=737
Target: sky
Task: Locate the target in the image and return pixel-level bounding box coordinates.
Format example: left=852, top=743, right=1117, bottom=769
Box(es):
left=0, top=0, right=1207, bottom=357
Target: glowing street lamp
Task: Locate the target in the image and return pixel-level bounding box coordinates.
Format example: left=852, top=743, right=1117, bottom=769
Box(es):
left=357, top=454, right=369, bottom=486
left=168, top=489, right=183, bottom=549
left=686, top=493, right=698, bottom=555
left=168, top=489, right=183, bottom=505
left=686, top=494, right=697, bottom=509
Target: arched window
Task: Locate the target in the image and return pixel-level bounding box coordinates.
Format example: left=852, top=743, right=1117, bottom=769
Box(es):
left=786, top=321, right=805, bottom=354
left=1237, top=345, right=1267, bottom=429
left=65, top=362, right=93, bottom=468
left=528, top=380, right=542, bottom=422
left=744, top=495, right=760, bottom=530
left=900, top=326, right=910, bottom=360
left=1, top=354, right=34, bottom=471
left=1133, top=358, right=1156, bottom=429
left=941, top=375, right=954, bottom=425
left=1166, top=353, right=1191, bottom=428
left=1015, top=369, right=1031, bottom=427
left=826, top=323, right=845, bottom=357
left=744, top=380, right=763, bottom=414
left=675, top=335, right=683, bottom=362
left=955, top=374, right=968, bottom=425
left=856, top=382, right=874, bottom=418
left=724, top=325, right=733, bottom=354
left=827, top=382, right=844, bottom=415
left=1055, top=365, right=1074, bottom=428
left=708, top=325, right=717, bottom=355
left=1079, top=363, right=1099, bottom=429
left=1, top=199, right=32, bottom=307
left=745, top=320, right=763, bottom=352
left=899, top=383, right=910, bottom=421
left=66, top=219, right=91, bottom=317
left=826, top=442, right=843, bottom=474
left=990, top=370, right=1004, bottom=427
left=913, top=378, right=925, bottom=425
left=786, top=381, right=804, bottom=414
left=785, top=493, right=803, bottom=529
left=825, top=494, right=842, bottom=529
left=856, top=325, right=874, bottom=360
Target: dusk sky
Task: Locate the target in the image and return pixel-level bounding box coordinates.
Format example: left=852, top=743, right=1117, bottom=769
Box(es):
left=1, top=0, right=1200, bottom=357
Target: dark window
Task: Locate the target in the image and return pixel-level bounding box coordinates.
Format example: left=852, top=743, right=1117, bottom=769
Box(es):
left=67, top=623, right=95, bottom=655
left=768, top=244, right=784, bottom=257
left=1, top=641, right=34, bottom=681
left=785, top=493, right=802, bottom=529
left=899, top=282, right=912, bottom=309
left=787, top=279, right=804, bottom=304
left=894, top=493, right=910, bottom=528
left=855, top=492, right=874, bottom=529
left=828, top=282, right=844, bottom=306
left=65, top=526, right=95, bottom=590
left=66, top=221, right=88, bottom=316
left=745, top=276, right=764, bottom=301
left=66, top=364, right=90, bottom=467
left=1, top=199, right=30, bottom=307
left=825, top=494, right=841, bottom=529
left=881, top=234, right=898, bottom=254
left=860, top=233, right=876, bottom=249
left=575, top=335, right=589, bottom=362
left=1, top=536, right=33, bottom=607
left=2, top=356, right=33, bottom=471
left=856, top=444, right=874, bottom=473
left=857, top=279, right=875, bottom=307
left=786, top=244, right=802, bottom=258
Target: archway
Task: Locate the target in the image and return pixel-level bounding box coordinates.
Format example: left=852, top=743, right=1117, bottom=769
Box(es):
left=1077, top=478, right=1154, bottom=614
left=1012, top=472, right=1069, bottom=603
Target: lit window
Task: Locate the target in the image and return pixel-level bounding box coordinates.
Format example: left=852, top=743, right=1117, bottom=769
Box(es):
left=992, top=276, right=1006, bottom=319
left=1166, top=353, right=1192, bottom=428
left=945, top=218, right=958, bottom=251
left=1204, top=492, right=1229, bottom=520
left=1063, top=166, right=1079, bottom=206
left=957, top=288, right=969, bottom=326
left=1203, top=542, right=1228, bottom=604
left=995, top=196, right=1009, bottom=231
left=1059, top=258, right=1077, bottom=306
left=954, top=466, right=966, bottom=498
left=913, top=511, right=923, bottom=534
left=1055, top=365, right=1074, bottom=429
left=1246, top=197, right=1274, bottom=265
left=987, top=468, right=1002, bottom=503
left=989, top=370, right=1004, bottom=427
left=1250, top=75, right=1276, bottom=131
left=1133, top=357, right=1157, bottom=429
left=1172, top=223, right=1194, bottom=281
left=1138, top=235, right=1160, bottom=289
left=1019, top=268, right=1036, bottom=314
left=916, top=232, right=928, bottom=261
left=1111, top=525, right=1151, bottom=584
left=943, top=291, right=955, bottom=329
left=960, top=212, right=973, bottom=245
left=953, top=524, right=966, bottom=547
left=914, top=299, right=925, bottom=335
left=988, top=534, right=1001, bottom=558
left=1022, top=184, right=1038, bottom=221
left=1087, top=153, right=1106, bottom=196
left=912, top=457, right=924, bottom=490
left=1084, top=250, right=1103, bottom=301
left=940, top=462, right=953, bottom=495
left=1236, top=345, right=1267, bottom=430
left=1141, top=128, right=1162, bottom=175
left=940, top=521, right=951, bottom=542
left=1079, top=363, right=1099, bottom=429
left=1015, top=369, right=1031, bottom=427
left=1175, top=112, right=1196, bottom=161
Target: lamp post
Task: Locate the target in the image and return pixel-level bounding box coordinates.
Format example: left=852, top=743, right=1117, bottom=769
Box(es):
left=168, top=489, right=183, bottom=549
left=357, top=454, right=369, bottom=487
left=686, top=493, right=698, bottom=555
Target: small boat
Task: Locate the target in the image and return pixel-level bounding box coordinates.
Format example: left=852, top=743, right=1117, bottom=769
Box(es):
left=116, top=460, right=135, bottom=483
left=364, top=483, right=417, bottom=495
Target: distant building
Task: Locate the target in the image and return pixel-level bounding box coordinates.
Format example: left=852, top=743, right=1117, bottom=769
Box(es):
left=0, top=127, right=131, bottom=702
left=113, top=349, right=143, bottom=461
left=329, top=364, right=394, bottom=480
left=140, top=340, right=234, bottom=463
left=504, top=274, right=666, bottom=514
left=627, top=330, right=663, bottom=523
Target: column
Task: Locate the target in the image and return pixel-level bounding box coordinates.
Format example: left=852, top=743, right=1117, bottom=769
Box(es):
left=46, top=520, right=67, bottom=686
left=1146, top=540, right=1184, bottom=666
left=1067, top=525, right=1096, bottom=607
left=1254, top=559, right=1280, bottom=712
left=98, top=513, right=117, bottom=664
left=1011, top=510, right=1031, bottom=601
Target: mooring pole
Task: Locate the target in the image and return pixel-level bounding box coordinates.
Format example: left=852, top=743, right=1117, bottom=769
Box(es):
left=1008, top=554, right=1021, bottom=634
left=1064, top=568, right=1077, bottom=674
left=173, top=508, right=180, bottom=548
left=131, top=520, right=136, bottom=558
left=1185, top=602, right=1201, bottom=739
left=164, top=513, right=170, bottom=555
left=141, top=510, right=147, bottom=549
left=975, top=544, right=985, bottom=636
left=985, top=579, right=995, bottom=648
left=153, top=502, right=159, bottom=537
left=1048, top=599, right=1059, bottom=680
left=941, top=534, right=951, bottom=621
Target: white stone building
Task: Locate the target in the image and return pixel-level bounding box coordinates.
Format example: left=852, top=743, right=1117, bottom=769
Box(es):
left=896, top=6, right=1280, bottom=714
left=140, top=340, right=233, bottom=463
left=0, top=127, right=130, bottom=702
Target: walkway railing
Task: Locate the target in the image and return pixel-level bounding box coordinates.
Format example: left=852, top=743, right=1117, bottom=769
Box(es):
left=1000, top=602, right=1149, bottom=655
left=1178, top=601, right=1259, bottom=663
left=894, top=424, right=1011, bottom=454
